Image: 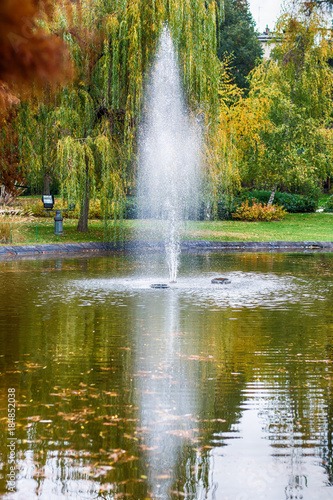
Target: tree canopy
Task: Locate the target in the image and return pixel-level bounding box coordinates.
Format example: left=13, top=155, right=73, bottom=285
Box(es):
left=13, top=0, right=224, bottom=231
left=227, top=8, right=333, bottom=194
left=217, top=0, right=263, bottom=90
left=2, top=0, right=333, bottom=228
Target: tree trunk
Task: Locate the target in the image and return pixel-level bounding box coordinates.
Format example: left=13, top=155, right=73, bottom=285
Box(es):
left=205, top=202, right=211, bottom=221
left=268, top=184, right=278, bottom=206
left=0, top=185, right=5, bottom=204
left=77, top=156, right=89, bottom=232
left=43, top=173, right=51, bottom=195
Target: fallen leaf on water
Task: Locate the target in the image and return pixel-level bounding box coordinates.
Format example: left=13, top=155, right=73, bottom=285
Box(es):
left=123, top=433, right=138, bottom=441
left=122, top=456, right=139, bottom=463
left=27, top=415, right=41, bottom=422
left=176, top=353, right=215, bottom=362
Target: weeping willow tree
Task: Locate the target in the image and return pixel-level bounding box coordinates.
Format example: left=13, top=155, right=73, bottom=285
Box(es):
left=16, top=0, right=229, bottom=231
left=16, top=93, right=61, bottom=195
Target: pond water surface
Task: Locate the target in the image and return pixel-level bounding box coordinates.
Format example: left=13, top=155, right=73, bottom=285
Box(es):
left=0, top=251, right=333, bottom=500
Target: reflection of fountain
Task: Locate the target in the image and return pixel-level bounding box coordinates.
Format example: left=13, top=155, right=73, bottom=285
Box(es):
left=285, top=474, right=307, bottom=500
left=285, top=449, right=307, bottom=500
left=138, top=27, right=201, bottom=283
left=134, top=291, right=197, bottom=498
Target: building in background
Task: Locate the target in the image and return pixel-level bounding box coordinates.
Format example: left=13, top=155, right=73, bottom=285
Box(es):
left=258, top=26, right=276, bottom=58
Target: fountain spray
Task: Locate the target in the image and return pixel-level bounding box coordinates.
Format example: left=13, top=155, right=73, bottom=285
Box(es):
left=138, top=27, right=201, bottom=283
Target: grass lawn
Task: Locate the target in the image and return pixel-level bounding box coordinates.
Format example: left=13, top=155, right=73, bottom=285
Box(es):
left=181, top=213, right=333, bottom=241
left=0, top=213, right=332, bottom=245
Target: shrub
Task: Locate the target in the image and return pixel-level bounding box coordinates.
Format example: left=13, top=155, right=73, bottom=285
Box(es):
left=323, top=195, right=333, bottom=213
left=275, top=192, right=317, bottom=213
left=27, top=199, right=68, bottom=218
left=217, top=194, right=248, bottom=220
left=125, top=196, right=138, bottom=219
left=241, top=190, right=318, bottom=213
left=217, top=200, right=234, bottom=221
left=27, top=199, right=103, bottom=219
left=28, top=200, right=48, bottom=217
left=0, top=215, right=31, bottom=243
left=0, top=222, right=11, bottom=242
left=88, top=200, right=102, bottom=219
left=232, top=200, right=287, bottom=221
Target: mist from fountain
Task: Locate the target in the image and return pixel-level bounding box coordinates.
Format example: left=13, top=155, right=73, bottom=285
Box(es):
left=137, top=27, right=201, bottom=283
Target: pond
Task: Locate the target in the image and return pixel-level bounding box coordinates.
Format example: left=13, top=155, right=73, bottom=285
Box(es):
left=0, top=250, right=332, bottom=500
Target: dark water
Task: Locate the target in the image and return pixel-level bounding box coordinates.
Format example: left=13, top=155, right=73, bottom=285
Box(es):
left=0, top=251, right=333, bottom=500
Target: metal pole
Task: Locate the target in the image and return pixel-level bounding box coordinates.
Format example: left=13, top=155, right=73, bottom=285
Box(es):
left=54, top=210, right=64, bottom=235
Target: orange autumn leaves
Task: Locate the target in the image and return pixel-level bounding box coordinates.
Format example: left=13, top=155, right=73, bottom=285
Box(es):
left=0, top=0, right=72, bottom=114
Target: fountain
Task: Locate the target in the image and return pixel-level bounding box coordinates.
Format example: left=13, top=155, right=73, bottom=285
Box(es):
left=137, top=26, right=201, bottom=284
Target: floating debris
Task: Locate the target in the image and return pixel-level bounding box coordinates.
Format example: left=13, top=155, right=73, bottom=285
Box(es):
left=211, top=277, right=231, bottom=284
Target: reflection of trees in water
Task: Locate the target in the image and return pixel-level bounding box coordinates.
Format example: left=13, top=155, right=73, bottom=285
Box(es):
left=0, top=260, right=149, bottom=498
left=172, top=445, right=213, bottom=499
left=320, top=339, right=333, bottom=486
left=253, top=302, right=333, bottom=497
left=322, top=405, right=333, bottom=486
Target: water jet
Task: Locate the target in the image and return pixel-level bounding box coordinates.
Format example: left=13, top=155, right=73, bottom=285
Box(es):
left=138, top=27, right=201, bottom=284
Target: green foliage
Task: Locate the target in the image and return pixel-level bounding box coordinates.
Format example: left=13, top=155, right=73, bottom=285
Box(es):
left=242, top=190, right=318, bottom=213
left=323, top=195, right=333, bottom=212
left=28, top=199, right=103, bottom=219
left=14, top=0, right=223, bottom=233
left=217, top=0, right=263, bottom=90
left=232, top=200, right=287, bottom=221
left=230, top=9, right=333, bottom=194
left=124, top=196, right=138, bottom=219
left=216, top=189, right=318, bottom=220
left=298, top=0, right=333, bottom=11
left=15, top=98, right=60, bottom=192
left=216, top=195, right=239, bottom=220
left=7, top=0, right=333, bottom=228
left=203, top=109, right=240, bottom=218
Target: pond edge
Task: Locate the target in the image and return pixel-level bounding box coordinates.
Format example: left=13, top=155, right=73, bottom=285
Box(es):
left=0, top=240, right=333, bottom=259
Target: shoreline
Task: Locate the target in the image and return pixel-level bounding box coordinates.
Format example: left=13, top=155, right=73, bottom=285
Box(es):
left=0, top=240, right=333, bottom=259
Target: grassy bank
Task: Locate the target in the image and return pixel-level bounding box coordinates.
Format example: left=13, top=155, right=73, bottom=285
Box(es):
left=0, top=213, right=333, bottom=245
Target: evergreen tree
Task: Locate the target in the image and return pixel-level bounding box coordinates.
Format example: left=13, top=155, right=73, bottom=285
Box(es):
left=217, top=0, right=263, bottom=91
